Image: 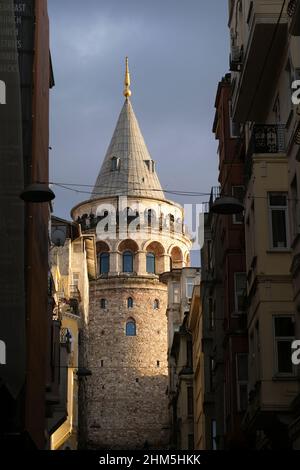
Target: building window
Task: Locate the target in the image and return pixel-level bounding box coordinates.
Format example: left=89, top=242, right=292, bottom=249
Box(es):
left=211, top=420, right=217, bottom=450
left=126, top=319, right=136, bottom=336
left=153, top=299, right=159, bottom=310
left=99, top=252, right=110, bottom=274
left=173, top=282, right=180, bottom=303
left=186, top=277, right=194, bottom=299
left=229, top=104, right=240, bottom=138
left=273, top=316, right=295, bottom=375
left=187, top=340, right=193, bottom=368
left=268, top=193, right=289, bottom=249
left=234, top=272, right=247, bottom=313
left=100, top=298, right=107, bottom=309
left=187, top=386, right=194, bottom=416
left=236, top=353, right=248, bottom=412
left=146, top=252, right=156, bottom=273
left=111, top=156, right=120, bottom=171
left=127, top=297, right=133, bottom=308
left=123, top=251, right=133, bottom=272
left=232, top=186, right=244, bottom=224
left=72, top=272, right=79, bottom=287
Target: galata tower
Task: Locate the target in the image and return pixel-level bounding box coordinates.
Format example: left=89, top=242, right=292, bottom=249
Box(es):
left=71, top=58, right=192, bottom=449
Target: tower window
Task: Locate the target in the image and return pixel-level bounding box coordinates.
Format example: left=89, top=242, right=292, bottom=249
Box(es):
left=146, top=252, right=156, bottom=274
left=99, top=252, right=110, bottom=274
left=100, top=299, right=107, bottom=309
left=126, top=319, right=136, bottom=336
left=153, top=299, right=160, bottom=310
left=127, top=297, right=133, bottom=308
left=123, top=251, right=133, bottom=273
left=111, top=156, right=120, bottom=171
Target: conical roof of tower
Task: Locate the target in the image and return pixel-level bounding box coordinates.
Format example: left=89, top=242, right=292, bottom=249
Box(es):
left=91, top=60, right=165, bottom=200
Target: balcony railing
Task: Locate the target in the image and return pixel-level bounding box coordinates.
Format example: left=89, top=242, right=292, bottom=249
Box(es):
left=245, top=124, right=286, bottom=182
left=209, top=186, right=220, bottom=212
left=249, top=124, right=285, bottom=154
left=69, top=284, right=81, bottom=301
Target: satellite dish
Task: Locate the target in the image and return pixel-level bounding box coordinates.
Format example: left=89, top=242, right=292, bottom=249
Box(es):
left=51, top=228, right=66, bottom=247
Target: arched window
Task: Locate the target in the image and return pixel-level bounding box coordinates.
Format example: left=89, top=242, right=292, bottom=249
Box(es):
left=146, top=252, right=156, bottom=274
left=127, top=297, right=133, bottom=308
left=100, top=298, right=107, bottom=309
left=154, top=299, right=160, bottom=310
left=126, top=319, right=136, bottom=336
left=123, top=251, right=133, bottom=272
left=99, top=252, right=109, bottom=274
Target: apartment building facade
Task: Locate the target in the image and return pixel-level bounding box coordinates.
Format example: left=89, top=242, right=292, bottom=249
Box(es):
left=228, top=0, right=300, bottom=448
left=160, top=267, right=200, bottom=449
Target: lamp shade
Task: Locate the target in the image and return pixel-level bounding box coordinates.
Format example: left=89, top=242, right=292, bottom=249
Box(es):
left=210, top=196, right=244, bottom=215
left=20, top=183, right=55, bottom=203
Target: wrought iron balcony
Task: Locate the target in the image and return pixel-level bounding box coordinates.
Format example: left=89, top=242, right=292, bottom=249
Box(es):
left=249, top=124, right=285, bottom=154
left=245, top=124, right=286, bottom=183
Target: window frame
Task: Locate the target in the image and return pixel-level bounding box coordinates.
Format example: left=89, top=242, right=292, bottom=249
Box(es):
left=172, top=282, right=180, bottom=304
left=123, top=250, right=134, bottom=273
left=99, top=252, right=110, bottom=275
left=268, top=192, right=290, bottom=250
left=146, top=252, right=156, bottom=274
left=126, top=319, right=136, bottom=337
left=232, top=185, right=244, bottom=224
left=186, top=277, right=194, bottom=299
left=233, top=272, right=247, bottom=314
left=111, top=156, right=120, bottom=171
left=273, top=314, right=295, bottom=377
left=127, top=297, right=133, bottom=309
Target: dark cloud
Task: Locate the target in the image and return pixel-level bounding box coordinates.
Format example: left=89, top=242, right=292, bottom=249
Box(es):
left=48, top=0, right=229, bottom=265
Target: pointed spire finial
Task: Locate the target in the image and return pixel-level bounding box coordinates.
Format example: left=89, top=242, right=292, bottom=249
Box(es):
left=123, top=57, right=131, bottom=99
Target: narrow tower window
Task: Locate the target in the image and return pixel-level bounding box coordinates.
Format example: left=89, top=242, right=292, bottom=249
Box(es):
left=146, top=252, right=156, bottom=274
left=127, top=297, right=133, bottom=308
left=111, top=156, right=120, bottom=171
left=123, top=251, right=133, bottom=272
left=99, top=252, right=110, bottom=274
left=153, top=299, right=160, bottom=310
left=126, top=319, right=136, bottom=336
left=100, top=298, right=107, bottom=309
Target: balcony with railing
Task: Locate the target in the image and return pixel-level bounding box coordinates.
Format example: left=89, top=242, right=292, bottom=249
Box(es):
left=245, top=124, right=286, bottom=183
left=231, top=1, right=288, bottom=122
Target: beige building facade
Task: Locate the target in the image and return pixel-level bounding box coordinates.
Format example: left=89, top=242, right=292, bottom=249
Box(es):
left=49, top=218, right=97, bottom=450
left=160, top=267, right=200, bottom=450
left=228, top=0, right=300, bottom=448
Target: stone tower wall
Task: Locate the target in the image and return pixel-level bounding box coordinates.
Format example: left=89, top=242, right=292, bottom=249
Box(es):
left=85, top=277, right=169, bottom=449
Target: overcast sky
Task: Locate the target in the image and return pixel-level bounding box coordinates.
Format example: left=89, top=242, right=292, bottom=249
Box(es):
left=48, top=0, right=229, bottom=265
